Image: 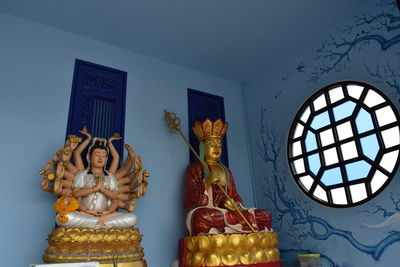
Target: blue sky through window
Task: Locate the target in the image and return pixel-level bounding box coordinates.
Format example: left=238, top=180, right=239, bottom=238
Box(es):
left=360, top=134, right=380, bottom=160
left=356, top=108, right=374, bottom=134
left=320, top=167, right=343, bottom=186
left=345, top=160, right=371, bottom=181
left=310, top=111, right=330, bottom=129
left=333, top=101, right=356, bottom=121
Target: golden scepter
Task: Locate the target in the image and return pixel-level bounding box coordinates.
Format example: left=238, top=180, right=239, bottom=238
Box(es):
left=164, top=110, right=256, bottom=233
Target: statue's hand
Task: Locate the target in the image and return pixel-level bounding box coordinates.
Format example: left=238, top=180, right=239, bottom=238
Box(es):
left=134, top=155, right=143, bottom=170
left=94, top=177, right=104, bottom=192
left=97, top=210, right=111, bottom=215
left=224, top=200, right=242, bottom=211
left=79, top=130, right=92, bottom=140
left=204, top=173, right=220, bottom=189
left=85, top=210, right=101, bottom=216
left=125, top=144, right=135, bottom=156
left=136, top=184, right=147, bottom=198
left=109, top=134, right=122, bottom=143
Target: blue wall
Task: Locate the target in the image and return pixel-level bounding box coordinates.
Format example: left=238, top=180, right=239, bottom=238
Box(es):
left=244, top=0, right=400, bottom=266
left=0, top=12, right=255, bottom=266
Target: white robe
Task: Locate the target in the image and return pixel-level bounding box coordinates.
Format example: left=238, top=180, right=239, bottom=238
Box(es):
left=56, top=169, right=136, bottom=228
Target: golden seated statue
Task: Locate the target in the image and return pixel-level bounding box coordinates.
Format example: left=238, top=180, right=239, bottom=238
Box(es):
left=40, top=129, right=149, bottom=266
left=164, top=113, right=281, bottom=267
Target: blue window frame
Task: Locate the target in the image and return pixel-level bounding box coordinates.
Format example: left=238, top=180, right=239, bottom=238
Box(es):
left=66, top=59, right=127, bottom=165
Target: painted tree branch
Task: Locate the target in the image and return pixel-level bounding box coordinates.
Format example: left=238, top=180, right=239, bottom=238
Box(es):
left=310, top=0, right=400, bottom=82
left=365, top=61, right=400, bottom=101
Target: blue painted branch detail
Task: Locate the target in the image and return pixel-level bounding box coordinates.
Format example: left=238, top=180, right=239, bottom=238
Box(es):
left=310, top=0, right=400, bottom=82
left=258, top=107, right=400, bottom=262
left=365, top=61, right=400, bottom=102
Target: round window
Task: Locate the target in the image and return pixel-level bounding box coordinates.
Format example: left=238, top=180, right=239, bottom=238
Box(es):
left=288, top=81, right=400, bottom=207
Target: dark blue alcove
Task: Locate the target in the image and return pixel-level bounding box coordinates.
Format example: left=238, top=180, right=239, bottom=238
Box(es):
left=187, top=88, right=229, bottom=167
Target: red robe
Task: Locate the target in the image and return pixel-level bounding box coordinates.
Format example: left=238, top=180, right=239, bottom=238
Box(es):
left=184, top=161, right=272, bottom=235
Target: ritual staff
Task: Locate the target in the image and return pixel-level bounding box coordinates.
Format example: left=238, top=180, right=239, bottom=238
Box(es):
left=184, top=118, right=272, bottom=235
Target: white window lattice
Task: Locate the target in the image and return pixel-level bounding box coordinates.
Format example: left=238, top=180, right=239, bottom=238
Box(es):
left=288, top=81, right=400, bottom=207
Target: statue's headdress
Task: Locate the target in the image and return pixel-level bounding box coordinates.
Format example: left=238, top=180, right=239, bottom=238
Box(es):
left=192, top=118, right=228, bottom=141
left=192, top=119, right=228, bottom=179
left=88, top=138, right=109, bottom=156
left=87, top=138, right=109, bottom=173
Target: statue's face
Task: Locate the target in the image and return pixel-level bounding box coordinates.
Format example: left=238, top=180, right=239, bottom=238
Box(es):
left=204, top=137, right=222, bottom=161
left=90, top=148, right=107, bottom=168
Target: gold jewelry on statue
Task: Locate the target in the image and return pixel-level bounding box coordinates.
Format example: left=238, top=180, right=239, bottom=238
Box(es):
left=192, top=118, right=228, bottom=141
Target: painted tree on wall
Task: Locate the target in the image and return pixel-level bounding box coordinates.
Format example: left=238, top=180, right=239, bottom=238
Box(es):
left=310, top=0, right=400, bottom=86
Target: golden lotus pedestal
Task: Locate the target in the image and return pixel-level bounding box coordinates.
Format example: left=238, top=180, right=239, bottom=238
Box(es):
left=43, top=227, right=146, bottom=266
left=179, top=232, right=281, bottom=267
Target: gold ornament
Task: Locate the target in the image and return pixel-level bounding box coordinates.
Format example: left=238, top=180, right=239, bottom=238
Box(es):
left=47, top=173, right=55, bottom=181
left=67, top=134, right=82, bottom=143
left=205, top=253, right=221, bottom=266
left=81, top=125, right=88, bottom=133
left=182, top=232, right=280, bottom=266
left=43, top=227, right=145, bottom=264
left=192, top=119, right=228, bottom=141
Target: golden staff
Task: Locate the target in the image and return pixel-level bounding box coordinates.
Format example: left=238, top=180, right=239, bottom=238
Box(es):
left=164, top=110, right=256, bottom=233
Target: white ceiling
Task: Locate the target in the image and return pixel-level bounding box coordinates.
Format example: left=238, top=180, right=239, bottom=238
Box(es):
left=0, top=0, right=367, bottom=82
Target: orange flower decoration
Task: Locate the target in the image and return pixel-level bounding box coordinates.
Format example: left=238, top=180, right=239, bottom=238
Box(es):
left=54, top=196, right=79, bottom=222
left=56, top=216, right=69, bottom=223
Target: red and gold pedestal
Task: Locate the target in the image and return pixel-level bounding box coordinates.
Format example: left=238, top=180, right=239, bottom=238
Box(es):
left=43, top=227, right=147, bottom=266
left=179, top=232, right=281, bottom=267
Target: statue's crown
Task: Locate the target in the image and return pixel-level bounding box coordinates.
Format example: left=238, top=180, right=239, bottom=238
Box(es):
left=192, top=118, right=228, bottom=141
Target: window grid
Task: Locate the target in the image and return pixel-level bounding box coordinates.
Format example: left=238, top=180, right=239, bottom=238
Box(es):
left=288, top=81, right=400, bottom=208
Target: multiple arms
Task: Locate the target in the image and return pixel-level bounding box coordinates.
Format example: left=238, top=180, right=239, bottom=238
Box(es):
left=107, top=135, right=122, bottom=174
left=40, top=130, right=150, bottom=214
